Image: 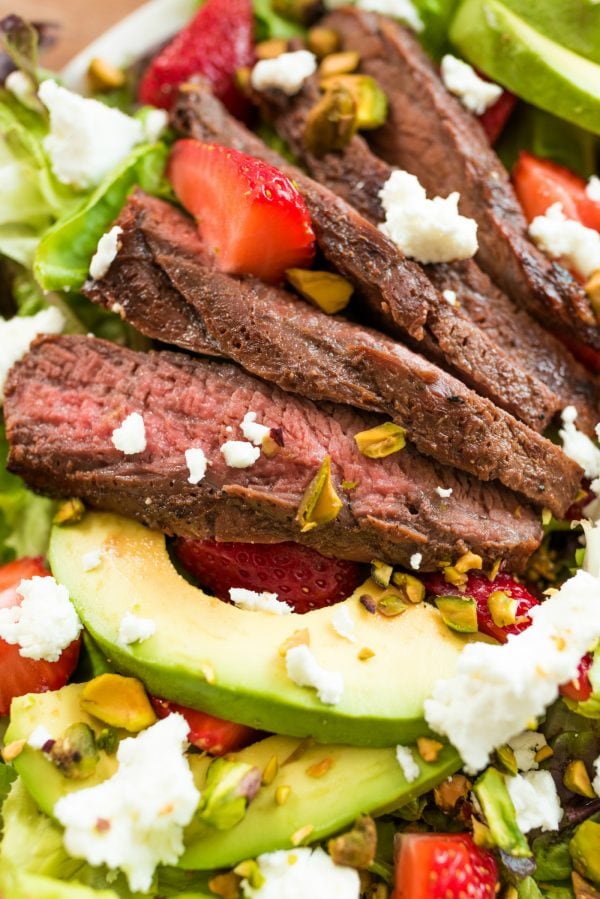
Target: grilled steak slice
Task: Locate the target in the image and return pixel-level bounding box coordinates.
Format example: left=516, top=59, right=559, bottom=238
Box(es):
left=171, top=85, right=562, bottom=432
left=84, top=191, right=582, bottom=516
left=5, top=335, right=542, bottom=570
left=253, top=75, right=599, bottom=435
left=324, top=7, right=600, bottom=352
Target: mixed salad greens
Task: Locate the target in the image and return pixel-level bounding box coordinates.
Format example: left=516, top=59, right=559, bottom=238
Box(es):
left=1, top=1, right=600, bottom=898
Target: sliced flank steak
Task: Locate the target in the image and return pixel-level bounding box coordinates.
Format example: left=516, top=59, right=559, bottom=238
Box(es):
left=84, top=191, right=582, bottom=516
left=323, top=6, right=600, bottom=353
left=171, top=83, right=564, bottom=432
left=251, top=74, right=599, bottom=435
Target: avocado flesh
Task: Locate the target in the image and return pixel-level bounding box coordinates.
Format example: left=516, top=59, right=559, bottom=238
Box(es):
left=48, top=513, right=475, bottom=747
left=493, top=0, right=600, bottom=65
left=7, top=685, right=460, bottom=870
left=450, top=0, right=600, bottom=136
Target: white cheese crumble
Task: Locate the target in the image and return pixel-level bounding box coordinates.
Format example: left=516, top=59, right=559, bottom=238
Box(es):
left=38, top=80, right=144, bottom=190
left=410, top=552, right=422, bottom=570
left=220, top=440, right=261, bottom=469
left=111, top=413, right=147, bottom=455
left=242, top=847, right=360, bottom=899
left=442, top=289, right=458, bottom=306
left=395, top=745, right=420, bottom=783
left=286, top=644, right=344, bottom=705
left=0, top=308, right=65, bottom=404
left=118, top=613, right=157, bottom=646
left=5, top=70, right=35, bottom=104
left=581, top=519, right=600, bottom=579
left=0, top=576, right=81, bottom=662
left=529, top=202, right=600, bottom=279
left=587, top=175, right=600, bottom=203
left=27, top=725, right=53, bottom=750
left=251, top=51, right=317, bottom=97
left=331, top=604, right=356, bottom=641
left=507, top=731, right=548, bottom=772
left=89, top=226, right=123, bottom=281
left=440, top=55, right=503, bottom=115
left=506, top=771, right=562, bottom=833
left=356, top=0, right=423, bottom=32
left=241, top=411, right=271, bottom=447
left=229, top=587, right=292, bottom=615
left=436, top=486, right=453, bottom=498
left=379, top=170, right=478, bottom=264
left=593, top=755, right=600, bottom=797
left=143, top=108, right=169, bottom=143
left=82, top=549, right=103, bottom=572
left=559, top=406, right=600, bottom=481
left=54, top=714, right=199, bottom=893
left=424, top=570, right=600, bottom=773
left=185, top=447, right=208, bottom=485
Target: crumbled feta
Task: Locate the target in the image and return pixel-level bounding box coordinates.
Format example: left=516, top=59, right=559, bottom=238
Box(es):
left=331, top=604, right=356, bottom=641
left=559, top=406, right=600, bottom=480
left=529, top=203, right=600, bottom=279
left=424, top=570, right=600, bottom=773
left=395, top=745, right=420, bottom=783
left=587, top=175, right=600, bottom=203
left=356, top=0, right=423, bottom=32
left=580, top=519, right=600, bottom=579
left=220, top=440, right=260, bottom=468
left=0, top=576, right=82, bottom=662
left=89, top=226, right=122, bottom=280
left=118, top=613, right=156, bottom=646
left=242, top=847, right=360, bottom=899
left=286, top=644, right=344, bottom=705
left=54, top=714, right=199, bottom=893
left=436, top=486, right=453, bottom=498
left=593, top=755, right=600, bottom=797
left=410, top=552, right=422, bottom=570
left=440, top=55, right=503, bottom=115
left=111, top=413, right=147, bottom=455
left=379, top=170, right=478, bottom=264
left=82, top=549, right=103, bottom=572
left=442, top=289, right=458, bottom=306
left=251, top=51, right=317, bottom=97
left=143, top=108, right=169, bottom=143
left=507, top=731, right=548, bottom=772
left=229, top=587, right=292, bottom=615
left=506, top=771, right=562, bottom=833
left=185, top=447, right=208, bottom=485
left=0, top=308, right=65, bottom=403
left=241, top=411, right=271, bottom=447
left=27, top=725, right=53, bottom=750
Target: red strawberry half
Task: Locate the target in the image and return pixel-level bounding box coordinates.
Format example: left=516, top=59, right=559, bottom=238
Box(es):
left=168, top=140, right=316, bottom=283
left=151, top=696, right=258, bottom=755
left=138, top=0, right=254, bottom=116
left=395, top=833, right=498, bottom=899
left=174, top=538, right=363, bottom=614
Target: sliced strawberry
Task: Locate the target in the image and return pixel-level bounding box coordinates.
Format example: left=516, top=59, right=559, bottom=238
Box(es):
left=138, top=0, right=254, bottom=115
left=174, top=538, right=363, bottom=614
left=168, top=140, right=316, bottom=283
left=478, top=89, right=517, bottom=144
left=394, top=833, right=498, bottom=899
left=0, top=558, right=81, bottom=717
left=513, top=151, right=600, bottom=230
left=151, top=696, right=258, bottom=755
left=558, top=333, right=600, bottom=374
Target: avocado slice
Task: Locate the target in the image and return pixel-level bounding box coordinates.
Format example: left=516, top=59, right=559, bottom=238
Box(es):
left=7, top=685, right=460, bottom=870
left=450, top=0, right=600, bottom=136
left=494, top=0, right=600, bottom=66
left=48, top=513, right=475, bottom=746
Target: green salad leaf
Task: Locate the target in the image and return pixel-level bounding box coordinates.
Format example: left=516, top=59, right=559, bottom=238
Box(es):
left=253, top=0, right=306, bottom=40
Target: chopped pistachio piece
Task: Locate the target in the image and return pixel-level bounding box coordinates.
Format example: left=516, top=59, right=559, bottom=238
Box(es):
left=275, top=784, right=292, bottom=805
left=474, top=766, right=531, bottom=858
left=358, top=646, right=375, bottom=661
left=304, top=82, right=357, bottom=157
left=472, top=818, right=495, bottom=849
left=262, top=755, right=279, bottom=786
left=495, top=744, right=518, bottom=777
left=488, top=558, right=502, bottom=581
left=296, top=455, right=343, bottom=532
left=286, top=268, right=353, bottom=314
left=534, top=745, right=554, bottom=764
left=392, top=572, right=425, bottom=604
left=208, top=872, right=242, bottom=899
left=572, top=871, right=600, bottom=899
left=371, top=559, right=393, bottom=588
left=234, top=860, right=265, bottom=890
left=53, top=497, right=86, bottom=525
left=319, top=50, right=361, bottom=78
left=454, top=550, right=483, bottom=573
left=255, top=38, right=288, bottom=60
left=80, top=673, right=156, bottom=732
left=87, top=57, right=125, bottom=92
left=1, top=739, right=25, bottom=762
left=377, top=591, right=409, bottom=618
left=435, top=595, right=478, bottom=633
left=291, top=823, right=315, bottom=845
left=272, top=0, right=321, bottom=24
left=569, top=820, right=600, bottom=884
left=307, top=26, right=339, bottom=59
left=328, top=816, right=377, bottom=869
left=283, top=737, right=315, bottom=765
left=306, top=756, right=334, bottom=778
left=341, top=479, right=358, bottom=491
left=417, top=737, right=444, bottom=763
left=199, top=758, right=262, bottom=830
left=279, top=628, right=310, bottom=657
left=320, top=74, right=388, bottom=130
left=586, top=269, right=600, bottom=317
left=354, top=422, right=406, bottom=459
left=48, top=723, right=99, bottom=780
left=235, top=66, right=252, bottom=95
left=96, top=727, right=119, bottom=755
left=488, top=590, right=518, bottom=628
left=564, top=760, right=596, bottom=799
left=442, top=565, right=468, bottom=587
left=434, top=774, right=472, bottom=813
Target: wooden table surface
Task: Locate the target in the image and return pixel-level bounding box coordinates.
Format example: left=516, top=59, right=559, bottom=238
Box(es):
left=0, top=0, right=145, bottom=69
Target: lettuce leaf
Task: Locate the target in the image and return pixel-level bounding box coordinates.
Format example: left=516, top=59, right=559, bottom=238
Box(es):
left=253, top=0, right=306, bottom=40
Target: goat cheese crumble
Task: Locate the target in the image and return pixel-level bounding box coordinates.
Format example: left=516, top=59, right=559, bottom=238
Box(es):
left=506, top=771, right=562, bottom=833
left=142, top=108, right=169, bottom=143
left=229, top=587, right=293, bottom=615
left=0, top=308, right=65, bottom=403
left=354, top=0, right=423, bottom=32
left=185, top=447, right=208, bottom=485
left=440, top=55, right=503, bottom=115
left=435, top=486, right=453, bottom=498
left=286, top=644, right=344, bottom=705
left=559, top=406, right=600, bottom=480
left=410, top=552, right=422, bottom=570
left=251, top=51, right=317, bottom=97
left=587, top=175, right=600, bottom=203
left=38, top=80, right=144, bottom=189
left=507, top=731, right=548, bottom=772
left=118, top=613, right=157, bottom=646
left=241, top=411, right=271, bottom=446
left=379, top=170, right=478, bottom=264
left=89, top=226, right=123, bottom=280
left=220, top=440, right=261, bottom=468
left=442, top=289, right=458, bottom=306
left=395, top=745, right=420, bottom=783
left=242, top=847, right=360, bottom=899
left=331, top=604, right=356, bottom=641
left=529, top=202, right=600, bottom=279
left=82, top=549, right=103, bottom=572
left=0, top=576, right=81, bottom=662
left=54, top=714, right=199, bottom=893
left=27, top=725, right=53, bottom=750
left=111, top=413, right=147, bottom=455
left=424, top=570, right=600, bottom=773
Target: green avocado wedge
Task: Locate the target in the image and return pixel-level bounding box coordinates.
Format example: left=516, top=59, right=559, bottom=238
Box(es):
left=450, top=0, right=600, bottom=135
left=6, top=685, right=460, bottom=870
left=47, top=513, right=475, bottom=747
